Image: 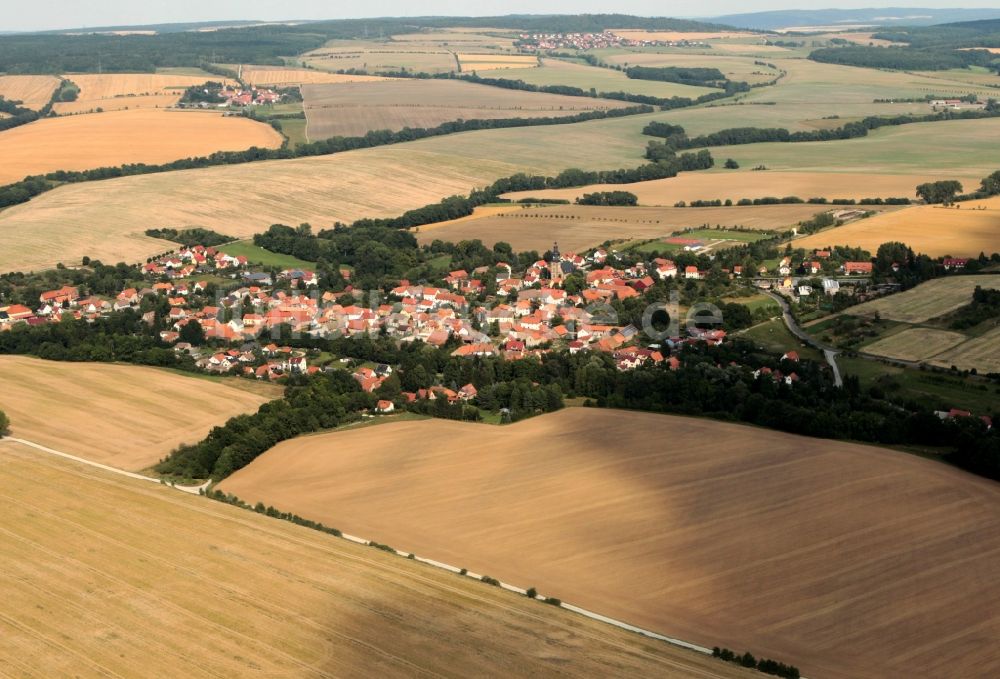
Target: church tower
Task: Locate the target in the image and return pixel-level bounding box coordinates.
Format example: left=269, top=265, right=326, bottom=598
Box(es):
left=550, top=242, right=564, bottom=283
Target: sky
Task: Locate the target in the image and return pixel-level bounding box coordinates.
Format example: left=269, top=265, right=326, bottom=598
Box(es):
left=4, top=1, right=1000, bottom=32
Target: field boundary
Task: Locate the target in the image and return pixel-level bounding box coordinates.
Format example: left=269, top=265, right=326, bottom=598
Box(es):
left=0, top=433, right=730, bottom=666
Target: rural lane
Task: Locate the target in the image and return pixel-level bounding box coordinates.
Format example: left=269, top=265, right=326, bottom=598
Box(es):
left=0, top=437, right=208, bottom=494
left=762, top=290, right=844, bottom=387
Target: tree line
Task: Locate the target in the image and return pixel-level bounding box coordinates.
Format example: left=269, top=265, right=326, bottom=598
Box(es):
left=643, top=106, right=1000, bottom=155
left=809, top=44, right=996, bottom=71
left=0, top=103, right=654, bottom=212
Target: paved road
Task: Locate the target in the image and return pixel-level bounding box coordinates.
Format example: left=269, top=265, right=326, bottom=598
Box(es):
left=762, top=291, right=844, bottom=387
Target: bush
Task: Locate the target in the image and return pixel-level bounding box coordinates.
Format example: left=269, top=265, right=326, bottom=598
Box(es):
left=481, top=575, right=501, bottom=586
left=0, top=408, right=8, bottom=436
left=545, top=597, right=562, bottom=606
left=724, top=158, right=740, bottom=169
left=525, top=587, right=538, bottom=599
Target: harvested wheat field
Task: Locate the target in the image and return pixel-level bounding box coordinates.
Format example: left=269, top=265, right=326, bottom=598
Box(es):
left=0, top=108, right=282, bottom=186
left=457, top=53, right=538, bottom=71
left=0, top=356, right=279, bottom=470
left=0, top=443, right=749, bottom=679
left=218, top=408, right=1000, bottom=679
left=847, top=275, right=1000, bottom=323
left=862, top=327, right=970, bottom=362
left=416, top=203, right=823, bottom=252
left=51, top=73, right=234, bottom=114
left=503, top=170, right=971, bottom=206
left=241, top=66, right=386, bottom=86
left=928, top=325, right=1000, bottom=373
left=302, top=79, right=628, bottom=138
left=0, top=74, right=60, bottom=110
left=795, top=198, right=1000, bottom=257
left=0, top=146, right=522, bottom=273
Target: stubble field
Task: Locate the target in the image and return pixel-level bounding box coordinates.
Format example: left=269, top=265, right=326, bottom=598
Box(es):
left=0, top=108, right=282, bottom=187
left=0, top=441, right=748, bottom=679
left=847, top=275, right=1000, bottom=323
left=862, top=327, right=970, bottom=362
left=0, top=356, right=279, bottom=470
left=457, top=53, right=538, bottom=71
left=795, top=197, right=1000, bottom=257
left=218, top=408, right=1000, bottom=679
left=502, top=170, right=951, bottom=205
left=928, top=325, right=1000, bottom=373
left=494, top=58, right=717, bottom=98
left=240, top=66, right=387, bottom=86
left=0, top=146, right=524, bottom=272
left=416, top=203, right=823, bottom=252
left=51, top=73, right=235, bottom=114
left=302, top=79, right=629, bottom=138
left=0, top=74, right=60, bottom=110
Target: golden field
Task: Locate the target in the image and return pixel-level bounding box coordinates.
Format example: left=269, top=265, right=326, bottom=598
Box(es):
left=219, top=408, right=1000, bottom=679
left=862, top=327, right=970, bottom=362
left=302, top=78, right=628, bottom=138
left=795, top=196, right=1000, bottom=257
left=0, top=74, right=60, bottom=110
left=503, top=170, right=977, bottom=206
left=847, top=275, right=1000, bottom=323
left=928, top=325, right=1000, bottom=373
left=0, top=356, right=279, bottom=470
left=241, top=66, right=386, bottom=86
left=0, top=146, right=523, bottom=273
left=51, top=73, right=235, bottom=114
left=416, top=203, right=825, bottom=252
left=0, top=108, right=282, bottom=186
left=0, top=441, right=748, bottom=679
left=457, top=53, right=538, bottom=71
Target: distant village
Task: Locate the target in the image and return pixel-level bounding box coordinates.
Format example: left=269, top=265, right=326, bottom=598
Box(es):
left=515, top=30, right=708, bottom=51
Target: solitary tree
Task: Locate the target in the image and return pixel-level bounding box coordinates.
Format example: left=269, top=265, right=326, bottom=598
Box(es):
left=916, top=180, right=963, bottom=204
left=724, top=158, right=740, bottom=169
left=0, top=408, right=9, bottom=436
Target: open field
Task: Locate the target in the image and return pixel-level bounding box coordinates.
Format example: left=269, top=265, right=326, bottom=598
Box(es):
left=457, top=53, right=538, bottom=72
left=0, top=146, right=525, bottom=273
left=301, top=39, right=459, bottom=74
left=0, top=356, right=279, bottom=470
left=794, top=197, right=1000, bottom=257
left=862, top=327, right=970, bottom=362
left=1, top=101, right=983, bottom=272
left=741, top=57, right=1000, bottom=105
left=602, top=52, right=781, bottom=85
left=219, top=408, right=1000, bottom=679
left=504, top=170, right=954, bottom=205
left=51, top=73, right=234, bottom=114
left=847, top=275, right=1000, bottom=323
left=929, top=325, right=1000, bottom=373
left=302, top=79, right=629, bottom=138
left=0, top=441, right=748, bottom=679
left=695, top=117, right=1000, bottom=177
left=0, top=74, right=60, bottom=110
left=0, top=108, right=282, bottom=187
left=416, top=203, right=821, bottom=252
left=241, top=66, right=386, bottom=86
left=495, top=58, right=717, bottom=98
left=218, top=240, right=316, bottom=269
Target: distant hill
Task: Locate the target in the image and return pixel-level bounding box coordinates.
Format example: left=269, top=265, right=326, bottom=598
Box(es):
left=711, top=8, right=1000, bottom=31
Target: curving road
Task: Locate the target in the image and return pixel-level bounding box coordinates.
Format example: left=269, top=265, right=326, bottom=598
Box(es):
left=762, top=291, right=843, bottom=387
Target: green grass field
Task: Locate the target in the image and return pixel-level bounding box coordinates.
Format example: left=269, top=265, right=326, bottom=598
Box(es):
left=700, top=117, right=1000, bottom=177
left=741, top=318, right=824, bottom=360
left=495, top=58, right=717, bottom=99
left=218, top=240, right=316, bottom=269
left=839, top=356, right=1000, bottom=414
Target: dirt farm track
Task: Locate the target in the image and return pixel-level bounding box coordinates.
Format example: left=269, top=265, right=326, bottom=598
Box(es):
left=220, top=408, right=1000, bottom=679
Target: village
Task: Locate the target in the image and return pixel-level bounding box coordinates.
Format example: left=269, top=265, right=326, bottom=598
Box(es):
left=0, top=231, right=907, bottom=401
left=514, top=30, right=707, bottom=51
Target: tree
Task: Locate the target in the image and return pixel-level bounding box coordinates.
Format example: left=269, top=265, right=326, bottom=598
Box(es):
left=0, top=408, right=8, bottom=436
left=916, top=180, right=963, bottom=204
left=179, top=319, right=205, bottom=346
left=980, top=170, right=1000, bottom=196
left=724, top=158, right=740, bottom=169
